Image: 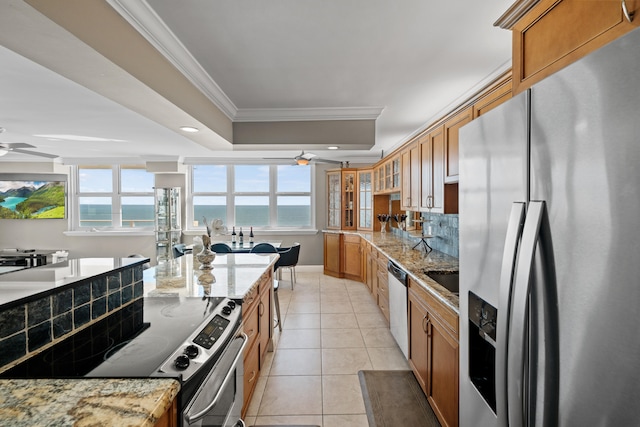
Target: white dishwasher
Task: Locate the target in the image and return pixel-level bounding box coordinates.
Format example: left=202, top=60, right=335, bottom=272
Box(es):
left=388, top=260, right=409, bottom=359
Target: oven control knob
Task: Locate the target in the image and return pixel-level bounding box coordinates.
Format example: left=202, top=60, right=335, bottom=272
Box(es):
left=174, top=354, right=190, bottom=370
left=184, top=345, right=199, bottom=359
left=222, top=306, right=232, bottom=315
left=227, top=300, right=236, bottom=309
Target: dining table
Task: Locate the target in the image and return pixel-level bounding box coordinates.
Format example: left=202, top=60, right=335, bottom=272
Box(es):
left=189, top=240, right=283, bottom=253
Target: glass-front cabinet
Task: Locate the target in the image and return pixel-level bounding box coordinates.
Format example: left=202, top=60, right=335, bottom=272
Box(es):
left=327, top=169, right=357, bottom=230
left=327, top=171, right=341, bottom=229
left=373, top=156, right=400, bottom=194
left=358, top=169, right=373, bottom=230
left=154, top=187, right=181, bottom=263
left=342, top=170, right=357, bottom=230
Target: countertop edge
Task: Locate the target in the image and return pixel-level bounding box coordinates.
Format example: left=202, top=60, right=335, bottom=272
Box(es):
left=323, top=229, right=459, bottom=314
left=0, top=378, right=180, bottom=427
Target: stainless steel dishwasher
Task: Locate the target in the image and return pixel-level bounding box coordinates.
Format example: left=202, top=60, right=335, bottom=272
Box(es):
left=388, top=260, right=409, bottom=359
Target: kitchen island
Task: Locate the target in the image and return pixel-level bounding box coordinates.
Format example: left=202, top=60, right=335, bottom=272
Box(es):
left=143, top=252, right=279, bottom=299
left=0, top=253, right=278, bottom=426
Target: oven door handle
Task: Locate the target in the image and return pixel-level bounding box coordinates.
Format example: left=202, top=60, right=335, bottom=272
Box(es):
left=184, top=333, right=248, bottom=425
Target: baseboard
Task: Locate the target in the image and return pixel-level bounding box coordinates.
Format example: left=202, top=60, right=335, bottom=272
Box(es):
left=293, top=265, right=323, bottom=273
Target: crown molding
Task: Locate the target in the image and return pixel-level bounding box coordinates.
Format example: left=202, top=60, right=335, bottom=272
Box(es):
left=106, top=0, right=238, bottom=119
left=385, top=60, right=513, bottom=155
left=234, top=106, right=385, bottom=122
left=494, top=0, right=541, bottom=29
left=106, top=1, right=386, bottom=125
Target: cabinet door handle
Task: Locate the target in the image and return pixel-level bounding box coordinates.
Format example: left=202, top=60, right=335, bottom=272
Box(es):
left=422, top=314, right=428, bottom=333
left=248, top=370, right=257, bottom=383
left=259, top=301, right=264, bottom=316
left=622, top=0, right=634, bottom=22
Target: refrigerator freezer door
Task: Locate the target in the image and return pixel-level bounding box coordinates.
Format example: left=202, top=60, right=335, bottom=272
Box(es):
left=530, top=27, right=640, bottom=426
left=459, top=91, right=528, bottom=427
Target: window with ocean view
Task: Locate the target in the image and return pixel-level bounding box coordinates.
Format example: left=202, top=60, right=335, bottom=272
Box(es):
left=76, top=166, right=154, bottom=229
left=190, top=164, right=313, bottom=231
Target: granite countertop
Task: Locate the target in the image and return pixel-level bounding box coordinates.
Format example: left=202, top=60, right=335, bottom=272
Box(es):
left=144, top=253, right=279, bottom=300
left=0, top=378, right=179, bottom=427
left=325, top=230, right=459, bottom=313
left=0, top=258, right=148, bottom=308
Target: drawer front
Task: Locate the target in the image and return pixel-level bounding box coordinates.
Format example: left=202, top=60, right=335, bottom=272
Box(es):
left=242, top=339, right=260, bottom=414
left=378, top=293, right=390, bottom=324
left=242, top=303, right=260, bottom=354
left=409, top=279, right=458, bottom=337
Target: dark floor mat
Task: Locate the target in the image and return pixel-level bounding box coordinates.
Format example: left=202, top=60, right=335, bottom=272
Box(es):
left=358, top=370, right=441, bottom=427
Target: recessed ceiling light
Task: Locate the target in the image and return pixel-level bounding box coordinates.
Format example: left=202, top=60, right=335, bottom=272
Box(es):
left=328, top=146, right=339, bottom=150
left=180, top=126, right=199, bottom=133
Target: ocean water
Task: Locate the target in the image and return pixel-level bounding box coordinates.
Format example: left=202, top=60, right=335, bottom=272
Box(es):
left=195, top=205, right=311, bottom=227
left=80, top=204, right=311, bottom=228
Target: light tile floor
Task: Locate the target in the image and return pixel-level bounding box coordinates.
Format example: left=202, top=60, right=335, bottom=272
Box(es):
left=244, top=269, right=410, bottom=427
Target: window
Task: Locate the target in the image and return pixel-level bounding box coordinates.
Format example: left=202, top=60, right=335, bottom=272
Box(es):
left=75, top=166, right=154, bottom=229
left=190, top=164, right=313, bottom=231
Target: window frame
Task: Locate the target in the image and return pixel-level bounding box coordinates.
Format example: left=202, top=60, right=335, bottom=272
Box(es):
left=187, top=163, right=316, bottom=233
left=72, top=165, right=155, bottom=231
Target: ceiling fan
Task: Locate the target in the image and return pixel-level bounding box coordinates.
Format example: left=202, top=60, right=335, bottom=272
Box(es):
left=0, top=128, right=58, bottom=159
left=264, top=150, right=346, bottom=166
left=0, top=142, right=59, bottom=159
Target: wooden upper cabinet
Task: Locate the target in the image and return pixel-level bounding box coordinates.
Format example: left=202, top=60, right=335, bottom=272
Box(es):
left=506, top=0, right=639, bottom=94
left=420, top=127, right=445, bottom=212
left=401, top=143, right=420, bottom=211
left=443, top=107, right=472, bottom=184
left=473, top=71, right=513, bottom=118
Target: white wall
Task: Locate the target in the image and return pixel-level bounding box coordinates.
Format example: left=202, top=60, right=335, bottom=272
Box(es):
left=0, top=162, right=332, bottom=266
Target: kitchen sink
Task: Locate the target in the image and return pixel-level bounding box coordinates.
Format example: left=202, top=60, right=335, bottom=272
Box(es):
left=425, top=271, right=459, bottom=295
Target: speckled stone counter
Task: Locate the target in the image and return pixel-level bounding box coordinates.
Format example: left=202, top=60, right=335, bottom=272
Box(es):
left=0, top=378, right=179, bottom=427
left=325, top=230, right=460, bottom=313
left=143, top=253, right=279, bottom=299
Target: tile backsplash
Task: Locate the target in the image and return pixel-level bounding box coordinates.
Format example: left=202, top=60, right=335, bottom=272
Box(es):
left=393, top=212, right=459, bottom=258
left=0, top=265, right=144, bottom=371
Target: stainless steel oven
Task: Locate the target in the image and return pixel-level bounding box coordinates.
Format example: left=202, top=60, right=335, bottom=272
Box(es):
left=1, top=295, right=245, bottom=427
left=182, top=332, right=246, bottom=427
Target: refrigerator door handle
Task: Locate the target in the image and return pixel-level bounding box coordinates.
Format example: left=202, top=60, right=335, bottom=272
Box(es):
left=496, top=202, right=527, bottom=427
left=507, top=201, right=545, bottom=427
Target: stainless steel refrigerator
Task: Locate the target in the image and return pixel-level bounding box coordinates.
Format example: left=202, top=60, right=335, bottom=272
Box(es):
left=459, top=27, right=640, bottom=427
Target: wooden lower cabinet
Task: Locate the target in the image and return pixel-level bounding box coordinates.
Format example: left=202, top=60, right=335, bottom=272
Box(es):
left=408, top=278, right=459, bottom=427
left=323, top=232, right=363, bottom=281
left=376, top=254, right=389, bottom=324
left=342, top=234, right=362, bottom=281
left=258, top=276, right=272, bottom=365
left=241, top=269, right=273, bottom=417
left=154, top=398, right=178, bottom=427
left=323, top=233, right=341, bottom=277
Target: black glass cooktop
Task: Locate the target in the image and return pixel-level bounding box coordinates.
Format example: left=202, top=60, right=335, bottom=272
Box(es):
left=1, top=296, right=226, bottom=379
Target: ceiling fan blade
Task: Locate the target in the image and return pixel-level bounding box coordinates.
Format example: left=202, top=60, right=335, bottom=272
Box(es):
left=2, top=142, right=35, bottom=149
left=313, top=158, right=343, bottom=164
left=300, top=151, right=316, bottom=160
left=9, top=148, right=59, bottom=158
